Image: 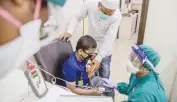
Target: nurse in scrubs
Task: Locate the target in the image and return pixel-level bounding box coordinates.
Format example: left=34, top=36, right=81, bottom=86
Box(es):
left=103, top=45, right=168, bottom=102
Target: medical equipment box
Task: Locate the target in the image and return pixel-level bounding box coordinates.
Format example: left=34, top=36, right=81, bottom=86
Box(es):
left=24, top=61, right=48, bottom=98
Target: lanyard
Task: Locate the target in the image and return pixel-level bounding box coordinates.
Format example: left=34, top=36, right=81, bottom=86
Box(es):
left=76, top=71, right=89, bottom=86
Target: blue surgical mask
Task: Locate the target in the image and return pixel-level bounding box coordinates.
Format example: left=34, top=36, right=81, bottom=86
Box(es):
left=48, top=0, right=67, bottom=7
left=99, top=11, right=109, bottom=20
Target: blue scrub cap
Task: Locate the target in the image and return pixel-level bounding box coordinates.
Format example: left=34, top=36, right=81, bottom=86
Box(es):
left=139, top=45, right=160, bottom=70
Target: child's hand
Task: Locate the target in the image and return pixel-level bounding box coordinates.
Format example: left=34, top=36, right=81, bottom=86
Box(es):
left=86, top=60, right=96, bottom=79
left=86, top=60, right=94, bottom=73
left=86, top=64, right=91, bottom=73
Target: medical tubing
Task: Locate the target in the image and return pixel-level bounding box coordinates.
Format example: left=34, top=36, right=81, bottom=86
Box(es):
left=28, top=61, right=71, bottom=91
left=27, top=60, right=94, bottom=90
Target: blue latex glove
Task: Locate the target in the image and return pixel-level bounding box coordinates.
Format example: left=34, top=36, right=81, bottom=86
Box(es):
left=102, top=78, right=117, bottom=89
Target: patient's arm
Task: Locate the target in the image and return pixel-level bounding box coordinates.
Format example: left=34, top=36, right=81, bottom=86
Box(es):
left=66, top=81, right=101, bottom=95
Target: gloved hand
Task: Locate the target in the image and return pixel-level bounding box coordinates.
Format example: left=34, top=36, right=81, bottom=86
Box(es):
left=102, top=78, right=117, bottom=89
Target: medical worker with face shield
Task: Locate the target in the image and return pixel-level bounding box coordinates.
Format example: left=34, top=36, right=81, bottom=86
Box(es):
left=60, top=0, right=122, bottom=79
left=0, top=0, right=67, bottom=79
left=103, top=45, right=168, bottom=102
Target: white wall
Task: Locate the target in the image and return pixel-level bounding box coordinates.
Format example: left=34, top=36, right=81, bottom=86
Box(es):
left=143, top=0, right=177, bottom=100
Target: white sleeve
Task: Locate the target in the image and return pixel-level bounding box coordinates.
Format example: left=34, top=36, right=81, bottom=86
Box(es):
left=66, top=0, right=91, bottom=34
left=95, top=13, right=122, bottom=62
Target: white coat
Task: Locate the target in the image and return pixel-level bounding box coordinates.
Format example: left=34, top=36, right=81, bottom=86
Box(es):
left=66, top=0, right=122, bottom=62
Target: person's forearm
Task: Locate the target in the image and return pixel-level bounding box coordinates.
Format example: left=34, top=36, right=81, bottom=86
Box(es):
left=71, top=88, right=95, bottom=95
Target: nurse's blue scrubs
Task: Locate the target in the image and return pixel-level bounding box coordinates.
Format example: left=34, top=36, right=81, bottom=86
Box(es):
left=117, top=72, right=168, bottom=102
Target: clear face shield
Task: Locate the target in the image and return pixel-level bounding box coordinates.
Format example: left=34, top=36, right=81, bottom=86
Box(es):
left=126, top=45, right=155, bottom=74
left=129, top=51, right=143, bottom=68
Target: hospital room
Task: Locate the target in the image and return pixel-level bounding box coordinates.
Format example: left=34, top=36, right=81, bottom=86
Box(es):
left=0, top=0, right=177, bottom=102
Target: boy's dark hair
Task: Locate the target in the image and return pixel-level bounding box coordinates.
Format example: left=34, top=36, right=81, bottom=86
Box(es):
left=76, top=35, right=97, bottom=51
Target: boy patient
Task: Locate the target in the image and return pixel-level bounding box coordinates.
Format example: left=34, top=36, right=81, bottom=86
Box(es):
left=62, top=35, right=114, bottom=97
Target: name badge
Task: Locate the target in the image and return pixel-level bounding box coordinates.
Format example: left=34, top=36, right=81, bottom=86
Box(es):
left=78, top=80, right=84, bottom=86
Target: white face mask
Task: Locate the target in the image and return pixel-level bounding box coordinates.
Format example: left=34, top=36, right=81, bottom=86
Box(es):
left=126, top=60, right=139, bottom=74
left=0, top=0, right=42, bottom=79
left=99, top=11, right=109, bottom=20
